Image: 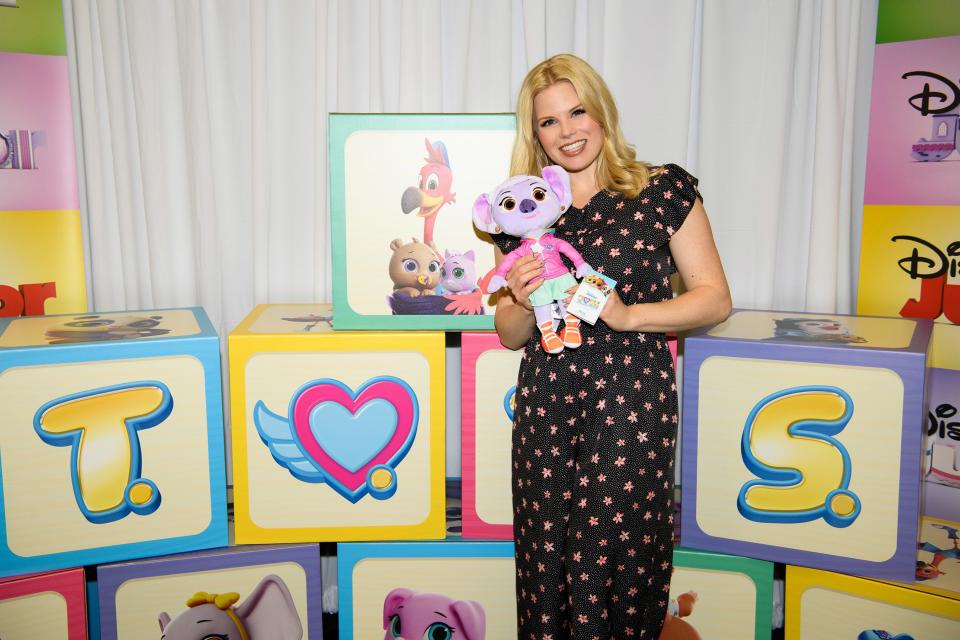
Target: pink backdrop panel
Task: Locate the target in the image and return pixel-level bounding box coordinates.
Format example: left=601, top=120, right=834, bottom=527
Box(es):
left=864, top=35, right=960, bottom=205
left=0, top=52, right=80, bottom=211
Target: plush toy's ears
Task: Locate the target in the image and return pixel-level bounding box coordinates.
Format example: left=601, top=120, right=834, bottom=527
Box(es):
left=472, top=193, right=499, bottom=234
left=383, top=587, right=415, bottom=628
left=465, top=249, right=475, bottom=262
left=542, top=165, right=572, bottom=209
left=451, top=599, right=487, bottom=640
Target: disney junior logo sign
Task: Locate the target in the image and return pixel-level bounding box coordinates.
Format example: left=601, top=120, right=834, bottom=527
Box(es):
left=902, top=70, right=960, bottom=162
left=892, top=235, right=960, bottom=324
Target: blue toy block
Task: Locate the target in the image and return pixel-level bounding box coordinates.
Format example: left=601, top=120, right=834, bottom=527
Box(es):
left=0, top=308, right=227, bottom=578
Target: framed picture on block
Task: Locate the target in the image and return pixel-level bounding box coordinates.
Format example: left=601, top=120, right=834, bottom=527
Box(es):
left=0, top=568, right=87, bottom=640
left=669, top=547, right=774, bottom=640
left=337, top=539, right=515, bottom=640
left=785, top=565, right=960, bottom=639
left=328, top=113, right=515, bottom=330
left=97, top=544, right=322, bottom=640
left=0, top=308, right=228, bottom=577
left=680, top=309, right=932, bottom=582
left=229, top=304, right=446, bottom=542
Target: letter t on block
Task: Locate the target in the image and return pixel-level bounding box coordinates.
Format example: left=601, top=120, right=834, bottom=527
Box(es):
left=34, top=382, right=172, bottom=524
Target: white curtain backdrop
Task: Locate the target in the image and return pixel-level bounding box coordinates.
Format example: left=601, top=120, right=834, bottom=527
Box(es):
left=64, top=0, right=878, bottom=335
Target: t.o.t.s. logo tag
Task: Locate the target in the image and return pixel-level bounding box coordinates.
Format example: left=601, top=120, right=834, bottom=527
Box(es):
left=34, top=382, right=171, bottom=524
left=738, top=386, right=861, bottom=528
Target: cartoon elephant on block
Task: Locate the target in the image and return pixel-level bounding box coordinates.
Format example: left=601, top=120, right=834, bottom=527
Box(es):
left=383, top=587, right=485, bottom=640
left=158, top=574, right=303, bottom=640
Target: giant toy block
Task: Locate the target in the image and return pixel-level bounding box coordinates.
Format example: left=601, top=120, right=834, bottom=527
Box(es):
left=461, top=332, right=678, bottom=539
left=908, top=323, right=960, bottom=600
left=229, top=304, right=446, bottom=542
left=337, top=539, right=515, bottom=640
left=680, top=309, right=931, bottom=582
left=0, top=568, right=87, bottom=640
left=97, top=543, right=322, bottom=639
left=924, top=324, right=960, bottom=524
left=785, top=566, right=960, bottom=640
left=669, top=547, right=774, bottom=640
left=460, top=332, right=524, bottom=539
left=0, top=308, right=227, bottom=578
left=328, top=113, right=516, bottom=330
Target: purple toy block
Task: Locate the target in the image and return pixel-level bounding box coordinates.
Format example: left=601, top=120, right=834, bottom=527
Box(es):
left=680, top=309, right=932, bottom=583
left=97, top=544, right=323, bottom=639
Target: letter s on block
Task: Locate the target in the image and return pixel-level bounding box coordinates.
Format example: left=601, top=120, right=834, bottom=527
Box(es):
left=737, top=386, right=861, bottom=528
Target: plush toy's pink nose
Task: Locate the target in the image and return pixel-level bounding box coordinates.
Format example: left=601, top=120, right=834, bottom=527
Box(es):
left=519, top=198, right=537, bottom=213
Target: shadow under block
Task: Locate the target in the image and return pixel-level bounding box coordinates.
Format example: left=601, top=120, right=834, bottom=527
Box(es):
left=0, top=568, right=87, bottom=640
left=460, top=332, right=523, bottom=539
left=680, top=309, right=932, bottom=582
left=97, top=543, right=323, bottom=640
left=0, top=308, right=228, bottom=578
left=229, top=304, right=446, bottom=542
left=671, top=547, right=774, bottom=640
left=785, top=566, right=960, bottom=640
left=337, top=539, right=515, bottom=640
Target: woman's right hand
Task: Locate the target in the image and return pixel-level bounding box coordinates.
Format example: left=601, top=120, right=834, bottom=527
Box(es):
left=504, top=253, right=545, bottom=311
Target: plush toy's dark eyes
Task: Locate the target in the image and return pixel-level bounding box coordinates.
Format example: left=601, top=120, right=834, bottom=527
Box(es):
left=424, top=622, right=454, bottom=640
left=532, top=187, right=547, bottom=201
left=403, top=259, right=419, bottom=272
left=440, top=266, right=447, bottom=278
left=453, top=267, right=465, bottom=279
left=389, top=614, right=402, bottom=638
left=426, top=172, right=439, bottom=191
left=429, top=261, right=440, bottom=273
left=501, top=197, right=516, bottom=211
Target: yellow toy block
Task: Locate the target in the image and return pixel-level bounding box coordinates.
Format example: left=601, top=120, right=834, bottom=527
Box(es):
left=785, top=565, right=960, bottom=640
left=229, top=304, right=446, bottom=542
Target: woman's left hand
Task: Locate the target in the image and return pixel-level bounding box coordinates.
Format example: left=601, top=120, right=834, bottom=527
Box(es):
left=597, top=287, right=632, bottom=331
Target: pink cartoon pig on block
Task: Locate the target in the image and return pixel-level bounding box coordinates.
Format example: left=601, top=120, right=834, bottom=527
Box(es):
left=158, top=574, right=303, bottom=640
left=473, top=165, right=592, bottom=354
left=383, top=587, right=486, bottom=640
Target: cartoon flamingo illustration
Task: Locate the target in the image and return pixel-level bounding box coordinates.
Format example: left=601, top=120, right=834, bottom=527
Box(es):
left=400, top=138, right=456, bottom=253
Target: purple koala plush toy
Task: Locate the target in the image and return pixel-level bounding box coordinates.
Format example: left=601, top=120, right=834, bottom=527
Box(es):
left=383, top=587, right=486, bottom=640
left=473, top=165, right=592, bottom=354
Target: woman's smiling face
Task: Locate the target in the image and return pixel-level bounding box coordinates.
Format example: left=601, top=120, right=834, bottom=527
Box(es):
left=533, top=80, right=604, bottom=176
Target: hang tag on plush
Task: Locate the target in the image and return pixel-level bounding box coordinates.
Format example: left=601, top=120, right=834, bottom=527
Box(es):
left=567, top=271, right=617, bottom=325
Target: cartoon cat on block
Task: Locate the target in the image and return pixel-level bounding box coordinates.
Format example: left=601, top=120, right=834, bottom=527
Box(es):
left=473, top=165, right=592, bottom=353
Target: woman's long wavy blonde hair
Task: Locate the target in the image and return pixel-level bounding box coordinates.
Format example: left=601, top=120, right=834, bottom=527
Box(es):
left=511, top=54, right=656, bottom=199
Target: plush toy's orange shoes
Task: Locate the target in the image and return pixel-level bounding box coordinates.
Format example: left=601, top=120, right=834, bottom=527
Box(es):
left=560, top=316, right=582, bottom=349
left=540, top=329, right=564, bottom=354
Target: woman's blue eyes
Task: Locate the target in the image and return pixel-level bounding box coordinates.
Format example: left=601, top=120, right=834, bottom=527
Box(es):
left=539, top=109, right=585, bottom=127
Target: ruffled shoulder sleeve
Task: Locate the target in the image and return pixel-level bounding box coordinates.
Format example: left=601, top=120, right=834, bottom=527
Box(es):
left=645, top=163, right=702, bottom=247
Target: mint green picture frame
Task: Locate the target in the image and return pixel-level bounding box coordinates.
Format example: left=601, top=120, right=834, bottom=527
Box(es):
left=328, top=113, right=515, bottom=330
left=672, top=546, right=775, bottom=639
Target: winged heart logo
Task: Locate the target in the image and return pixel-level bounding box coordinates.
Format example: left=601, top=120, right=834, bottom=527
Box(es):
left=254, top=376, right=419, bottom=503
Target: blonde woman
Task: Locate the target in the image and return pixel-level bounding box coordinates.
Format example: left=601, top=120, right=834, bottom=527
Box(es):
left=492, top=54, right=731, bottom=639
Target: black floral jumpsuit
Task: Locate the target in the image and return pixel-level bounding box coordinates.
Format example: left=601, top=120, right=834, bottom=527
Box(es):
left=493, top=165, right=700, bottom=640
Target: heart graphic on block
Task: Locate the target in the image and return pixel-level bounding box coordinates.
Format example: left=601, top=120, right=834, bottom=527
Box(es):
left=291, top=377, right=418, bottom=502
